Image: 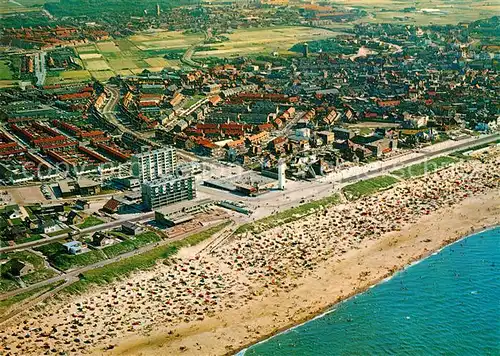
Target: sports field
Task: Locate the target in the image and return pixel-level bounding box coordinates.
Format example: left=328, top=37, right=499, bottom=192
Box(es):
left=194, top=26, right=340, bottom=58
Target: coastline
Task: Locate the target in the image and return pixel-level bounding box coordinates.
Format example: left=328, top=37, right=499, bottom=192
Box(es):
left=236, top=223, right=500, bottom=355
left=110, top=190, right=499, bottom=356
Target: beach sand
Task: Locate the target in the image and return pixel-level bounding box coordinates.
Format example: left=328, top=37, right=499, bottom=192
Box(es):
left=1, top=155, right=498, bottom=356
left=110, top=189, right=499, bottom=355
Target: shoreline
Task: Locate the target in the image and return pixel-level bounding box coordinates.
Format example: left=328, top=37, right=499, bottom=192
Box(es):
left=1, top=156, right=498, bottom=356
left=234, top=223, right=500, bottom=355
left=110, top=189, right=499, bottom=356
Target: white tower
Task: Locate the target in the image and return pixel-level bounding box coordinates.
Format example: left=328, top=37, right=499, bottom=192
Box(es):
left=278, top=161, right=286, bottom=190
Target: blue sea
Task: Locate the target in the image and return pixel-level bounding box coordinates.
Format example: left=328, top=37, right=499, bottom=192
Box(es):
left=242, top=227, right=500, bottom=356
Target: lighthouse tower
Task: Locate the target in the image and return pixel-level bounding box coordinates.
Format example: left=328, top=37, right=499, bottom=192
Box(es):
left=278, top=161, right=286, bottom=190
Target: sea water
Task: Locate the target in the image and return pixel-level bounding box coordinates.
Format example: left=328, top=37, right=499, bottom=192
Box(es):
left=243, top=226, right=500, bottom=355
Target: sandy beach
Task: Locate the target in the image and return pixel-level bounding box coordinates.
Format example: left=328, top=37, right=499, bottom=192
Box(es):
left=111, top=191, right=499, bottom=356
left=1, top=152, right=498, bottom=355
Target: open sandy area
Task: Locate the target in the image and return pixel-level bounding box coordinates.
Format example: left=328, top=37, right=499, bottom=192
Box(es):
left=1, top=153, right=498, bottom=355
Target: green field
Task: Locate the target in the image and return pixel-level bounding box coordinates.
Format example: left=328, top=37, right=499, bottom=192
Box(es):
left=0, top=60, right=13, bottom=80
left=0, top=278, right=19, bottom=293
left=62, top=222, right=230, bottom=295
left=22, top=268, right=58, bottom=285
left=72, top=30, right=200, bottom=79
left=1, top=251, right=58, bottom=290
left=5, top=251, right=44, bottom=269
left=34, top=242, right=106, bottom=271
left=342, top=175, right=399, bottom=200
left=44, top=70, right=92, bottom=85
left=194, top=26, right=339, bottom=58
left=77, top=216, right=104, bottom=229
left=102, top=232, right=162, bottom=258
left=235, top=193, right=341, bottom=235
left=391, top=156, right=458, bottom=179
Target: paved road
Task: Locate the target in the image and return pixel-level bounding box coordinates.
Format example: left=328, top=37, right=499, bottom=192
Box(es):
left=0, top=212, right=155, bottom=253
left=102, top=85, right=161, bottom=148
left=341, top=134, right=499, bottom=183
left=181, top=30, right=210, bottom=68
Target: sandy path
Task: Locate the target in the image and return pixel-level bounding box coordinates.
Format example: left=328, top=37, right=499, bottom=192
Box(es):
left=110, top=190, right=499, bottom=356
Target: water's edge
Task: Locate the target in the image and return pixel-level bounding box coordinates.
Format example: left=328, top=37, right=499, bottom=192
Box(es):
left=233, top=224, right=500, bottom=356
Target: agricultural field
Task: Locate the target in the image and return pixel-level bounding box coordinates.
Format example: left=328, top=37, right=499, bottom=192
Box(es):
left=0, top=0, right=57, bottom=14
left=44, top=70, right=92, bottom=85
left=71, top=31, right=197, bottom=80
left=391, top=156, right=458, bottom=179
left=129, top=30, right=203, bottom=50
left=88, top=70, right=114, bottom=81
left=194, top=26, right=340, bottom=58
left=329, top=0, right=500, bottom=26
left=83, top=59, right=111, bottom=71
left=342, top=175, right=399, bottom=200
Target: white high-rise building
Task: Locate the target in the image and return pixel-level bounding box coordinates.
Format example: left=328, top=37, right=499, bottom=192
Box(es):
left=131, top=147, right=177, bottom=183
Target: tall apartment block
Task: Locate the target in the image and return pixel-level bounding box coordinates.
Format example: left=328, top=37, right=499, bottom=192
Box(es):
left=142, top=174, right=196, bottom=210
left=131, top=147, right=177, bottom=182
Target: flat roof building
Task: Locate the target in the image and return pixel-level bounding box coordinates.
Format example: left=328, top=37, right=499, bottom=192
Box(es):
left=131, top=147, right=177, bottom=183
left=142, top=174, right=196, bottom=210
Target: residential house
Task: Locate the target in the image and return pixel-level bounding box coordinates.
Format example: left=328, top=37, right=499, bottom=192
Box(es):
left=2, top=259, right=34, bottom=277
left=91, top=232, right=114, bottom=247
left=122, top=221, right=143, bottom=236
left=63, top=241, right=84, bottom=255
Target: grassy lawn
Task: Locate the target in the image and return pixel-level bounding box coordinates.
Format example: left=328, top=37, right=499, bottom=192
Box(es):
left=343, top=176, right=399, bottom=201
left=77, top=216, right=104, bottom=229
left=102, top=240, right=136, bottom=258
left=34, top=242, right=106, bottom=271
left=5, top=251, right=44, bottom=269
left=0, top=281, right=64, bottom=316
left=22, top=268, right=58, bottom=285
left=0, top=278, right=19, bottom=293
left=235, top=194, right=341, bottom=235
left=15, top=234, right=44, bottom=245
left=62, top=222, right=230, bottom=295
left=50, top=250, right=106, bottom=271
left=391, top=156, right=458, bottom=179
left=0, top=60, right=13, bottom=80
left=183, top=95, right=205, bottom=109
left=102, top=232, right=162, bottom=258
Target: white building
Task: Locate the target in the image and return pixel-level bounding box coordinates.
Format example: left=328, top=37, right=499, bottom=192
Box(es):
left=278, top=161, right=286, bottom=190
left=131, top=147, right=177, bottom=183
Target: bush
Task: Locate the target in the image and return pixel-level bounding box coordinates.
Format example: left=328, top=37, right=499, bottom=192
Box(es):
left=391, top=156, right=458, bottom=179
